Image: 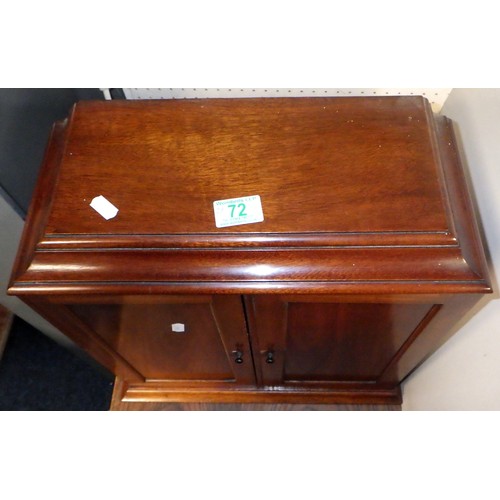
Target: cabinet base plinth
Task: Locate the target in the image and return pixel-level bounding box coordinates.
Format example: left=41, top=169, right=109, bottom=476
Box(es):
left=110, top=378, right=402, bottom=410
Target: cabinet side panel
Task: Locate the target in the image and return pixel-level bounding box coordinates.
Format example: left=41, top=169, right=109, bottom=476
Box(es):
left=379, top=295, right=484, bottom=384
left=23, top=298, right=143, bottom=381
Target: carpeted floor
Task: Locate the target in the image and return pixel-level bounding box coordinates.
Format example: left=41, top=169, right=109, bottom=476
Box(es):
left=0, top=316, right=114, bottom=411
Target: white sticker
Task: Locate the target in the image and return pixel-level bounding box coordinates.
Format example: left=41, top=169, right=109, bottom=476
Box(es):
left=213, top=195, right=264, bottom=228
left=89, top=195, right=119, bottom=220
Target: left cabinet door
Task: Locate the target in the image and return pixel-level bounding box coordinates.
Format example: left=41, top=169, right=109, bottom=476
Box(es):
left=67, top=295, right=255, bottom=386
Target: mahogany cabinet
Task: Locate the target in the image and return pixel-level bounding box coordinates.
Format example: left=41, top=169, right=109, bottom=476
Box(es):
left=8, top=97, right=491, bottom=407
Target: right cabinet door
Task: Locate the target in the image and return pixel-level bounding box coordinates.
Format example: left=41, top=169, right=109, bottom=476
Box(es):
left=246, top=296, right=439, bottom=387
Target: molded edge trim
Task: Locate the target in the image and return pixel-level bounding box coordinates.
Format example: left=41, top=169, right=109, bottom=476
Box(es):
left=9, top=280, right=492, bottom=296
left=117, top=379, right=403, bottom=405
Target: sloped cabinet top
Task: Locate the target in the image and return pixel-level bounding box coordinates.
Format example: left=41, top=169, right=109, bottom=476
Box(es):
left=9, top=97, right=491, bottom=295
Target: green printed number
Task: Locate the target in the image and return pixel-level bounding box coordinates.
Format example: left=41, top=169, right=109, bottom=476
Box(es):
left=229, top=203, right=247, bottom=218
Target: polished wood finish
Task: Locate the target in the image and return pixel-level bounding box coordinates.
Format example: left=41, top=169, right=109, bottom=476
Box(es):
left=45, top=98, right=447, bottom=236
left=8, top=98, right=490, bottom=295
left=113, top=377, right=403, bottom=405
left=110, top=378, right=402, bottom=411
left=8, top=97, right=491, bottom=409
left=111, top=402, right=402, bottom=411
left=69, top=295, right=254, bottom=385
left=247, top=296, right=437, bottom=384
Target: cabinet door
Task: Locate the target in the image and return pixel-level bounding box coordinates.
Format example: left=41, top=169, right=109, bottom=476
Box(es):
left=247, top=296, right=438, bottom=386
left=68, top=295, right=255, bottom=385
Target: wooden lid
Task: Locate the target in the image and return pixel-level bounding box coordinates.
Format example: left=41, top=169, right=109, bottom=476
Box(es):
left=9, top=97, right=491, bottom=294
left=46, top=97, right=447, bottom=238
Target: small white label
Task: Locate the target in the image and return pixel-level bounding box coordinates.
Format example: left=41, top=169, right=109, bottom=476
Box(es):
left=213, top=195, right=264, bottom=228
left=90, top=195, right=119, bottom=220
left=171, top=323, right=186, bottom=333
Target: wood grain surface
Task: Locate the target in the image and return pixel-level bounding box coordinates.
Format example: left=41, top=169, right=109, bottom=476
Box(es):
left=7, top=97, right=492, bottom=409
left=45, top=97, right=447, bottom=236
left=9, top=97, right=490, bottom=295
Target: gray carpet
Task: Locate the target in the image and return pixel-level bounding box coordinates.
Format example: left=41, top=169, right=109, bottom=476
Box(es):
left=0, top=317, right=114, bottom=410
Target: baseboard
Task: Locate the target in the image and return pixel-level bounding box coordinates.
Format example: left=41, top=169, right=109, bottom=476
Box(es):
left=110, top=377, right=402, bottom=410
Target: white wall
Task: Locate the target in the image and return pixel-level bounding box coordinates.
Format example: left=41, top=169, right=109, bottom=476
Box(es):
left=402, top=88, right=500, bottom=410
